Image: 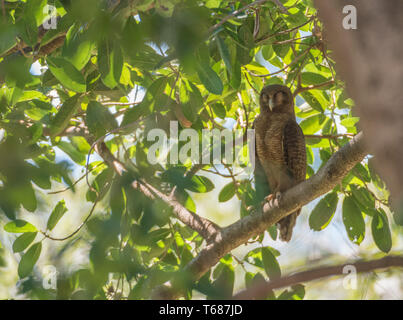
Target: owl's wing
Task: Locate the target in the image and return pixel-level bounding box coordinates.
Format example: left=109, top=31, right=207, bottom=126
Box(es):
left=252, top=120, right=271, bottom=204
left=278, top=120, right=306, bottom=241
left=282, top=120, right=306, bottom=183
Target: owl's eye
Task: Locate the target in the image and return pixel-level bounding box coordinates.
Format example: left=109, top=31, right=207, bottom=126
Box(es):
left=275, top=91, right=287, bottom=104
left=262, top=93, right=269, bottom=103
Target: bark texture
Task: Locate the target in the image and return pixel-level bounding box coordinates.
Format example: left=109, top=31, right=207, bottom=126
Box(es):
left=314, top=0, right=403, bottom=223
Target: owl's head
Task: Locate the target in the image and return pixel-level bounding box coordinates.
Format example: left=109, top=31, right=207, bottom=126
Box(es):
left=260, top=84, right=294, bottom=114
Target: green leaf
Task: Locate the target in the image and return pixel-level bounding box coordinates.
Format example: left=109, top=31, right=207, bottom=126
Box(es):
left=18, top=242, right=42, bottom=278
left=278, top=284, right=305, bottom=300
left=211, top=102, right=226, bottom=119
left=1, top=55, right=33, bottom=88
left=261, top=247, right=281, bottom=280
left=273, top=32, right=290, bottom=58
left=25, top=0, right=47, bottom=26
left=301, top=72, right=330, bottom=85
left=237, top=25, right=254, bottom=49
left=216, top=36, right=240, bottom=90
left=262, top=45, right=275, bottom=60
left=0, top=21, right=18, bottom=56
left=49, top=94, right=80, bottom=137
left=182, top=191, right=196, bottom=212
left=309, top=192, right=338, bottom=231
left=186, top=175, right=214, bottom=193
left=350, top=185, right=375, bottom=212
left=216, top=36, right=231, bottom=74
left=353, top=163, right=371, bottom=183
left=342, top=196, right=365, bottom=245
left=47, top=57, right=87, bottom=93
left=145, top=77, right=170, bottom=111
left=179, top=79, right=203, bottom=122
left=13, top=232, right=37, bottom=253
left=70, top=136, right=91, bottom=154
left=218, top=181, right=236, bottom=202
left=17, top=14, right=38, bottom=47
left=47, top=200, right=68, bottom=231
left=86, top=101, right=118, bottom=138
left=98, top=40, right=123, bottom=89
left=19, top=182, right=37, bottom=212
left=57, top=141, right=86, bottom=165
left=340, top=117, right=360, bottom=129
left=245, top=272, right=265, bottom=289
left=299, top=114, right=326, bottom=134
left=63, top=24, right=96, bottom=70
left=300, top=91, right=326, bottom=112
left=371, top=209, right=392, bottom=253
left=121, top=103, right=149, bottom=127
left=195, top=63, right=223, bottom=95
left=210, top=264, right=235, bottom=298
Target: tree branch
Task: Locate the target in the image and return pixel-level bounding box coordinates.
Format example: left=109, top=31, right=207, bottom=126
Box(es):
left=208, top=0, right=269, bottom=35
left=152, top=132, right=367, bottom=299
left=271, top=0, right=290, bottom=15
left=305, top=133, right=354, bottom=140
left=233, top=255, right=403, bottom=299
left=294, top=79, right=336, bottom=97
left=85, top=137, right=221, bottom=242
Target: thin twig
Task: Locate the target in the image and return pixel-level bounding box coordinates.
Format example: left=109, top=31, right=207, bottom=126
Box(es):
left=48, top=162, right=104, bottom=195
left=294, top=79, right=335, bottom=96
left=208, top=0, right=269, bottom=35
left=256, top=16, right=315, bottom=44
left=271, top=0, right=289, bottom=14
left=245, top=44, right=315, bottom=78
left=304, top=133, right=355, bottom=140
left=41, top=183, right=109, bottom=241
left=101, top=101, right=141, bottom=106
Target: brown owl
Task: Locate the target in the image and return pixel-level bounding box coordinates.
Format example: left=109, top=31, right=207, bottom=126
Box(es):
left=253, top=84, right=306, bottom=241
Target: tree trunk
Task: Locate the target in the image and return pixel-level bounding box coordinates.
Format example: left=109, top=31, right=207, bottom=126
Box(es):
left=314, top=0, right=403, bottom=224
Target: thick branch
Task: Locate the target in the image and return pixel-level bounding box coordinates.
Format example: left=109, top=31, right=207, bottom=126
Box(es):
left=132, top=180, right=221, bottom=242
left=152, top=132, right=367, bottom=299
left=87, top=138, right=221, bottom=241
left=233, top=255, right=403, bottom=299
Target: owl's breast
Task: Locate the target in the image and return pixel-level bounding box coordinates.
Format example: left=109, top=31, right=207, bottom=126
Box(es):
left=255, top=113, right=290, bottom=165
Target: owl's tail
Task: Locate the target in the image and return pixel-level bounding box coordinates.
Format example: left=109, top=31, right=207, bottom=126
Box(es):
left=278, top=209, right=300, bottom=242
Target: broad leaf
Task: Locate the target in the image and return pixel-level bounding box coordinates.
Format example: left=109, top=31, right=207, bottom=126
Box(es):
left=342, top=196, right=365, bottom=245
left=309, top=192, right=338, bottom=231
left=4, top=220, right=37, bottom=233
left=18, top=242, right=42, bottom=278
left=47, top=57, right=87, bottom=93
left=47, top=200, right=68, bottom=231
left=261, top=247, right=281, bottom=280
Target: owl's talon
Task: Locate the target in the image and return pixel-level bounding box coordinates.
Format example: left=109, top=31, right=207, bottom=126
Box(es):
left=263, top=193, right=279, bottom=208
left=246, top=205, right=254, bottom=212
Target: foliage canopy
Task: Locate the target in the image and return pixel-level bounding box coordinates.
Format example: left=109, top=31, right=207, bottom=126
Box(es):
left=0, top=0, right=397, bottom=300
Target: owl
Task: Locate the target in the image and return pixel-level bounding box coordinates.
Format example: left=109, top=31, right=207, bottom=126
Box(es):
left=253, top=84, right=306, bottom=242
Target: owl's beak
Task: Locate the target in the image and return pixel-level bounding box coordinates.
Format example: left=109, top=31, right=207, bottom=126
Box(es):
left=268, top=98, right=274, bottom=111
